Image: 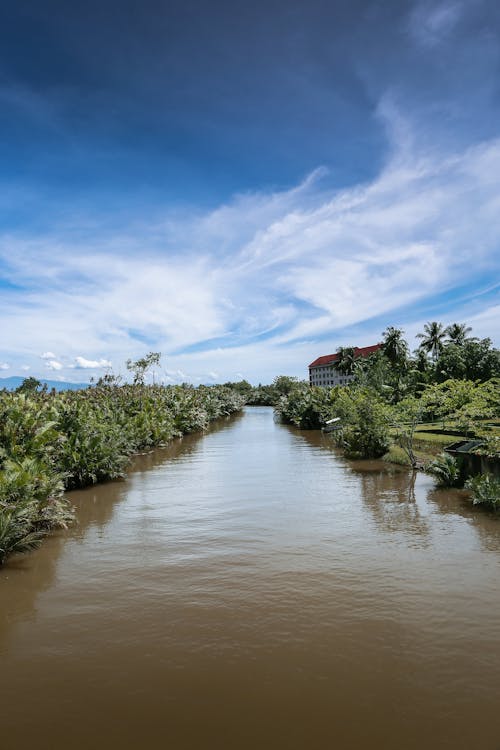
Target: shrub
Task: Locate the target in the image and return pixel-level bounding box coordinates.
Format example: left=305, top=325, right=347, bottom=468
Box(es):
left=0, top=500, right=45, bottom=566
left=0, top=383, right=245, bottom=564
left=426, top=453, right=462, bottom=487
left=465, top=473, right=500, bottom=511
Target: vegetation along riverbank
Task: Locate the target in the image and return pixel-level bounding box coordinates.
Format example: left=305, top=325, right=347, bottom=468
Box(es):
left=269, top=323, right=500, bottom=511
left=0, top=375, right=244, bottom=565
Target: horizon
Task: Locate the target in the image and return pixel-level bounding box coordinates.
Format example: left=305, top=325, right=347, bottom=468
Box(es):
left=1, top=0, right=499, bottom=384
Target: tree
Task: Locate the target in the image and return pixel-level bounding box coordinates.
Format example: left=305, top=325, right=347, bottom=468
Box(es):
left=272, top=375, right=299, bottom=396
left=338, top=389, right=391, bottom=458
left=126, top=352, right=161, bottom=385
left=15, top=377, right=43, bottom=395
left=335, top=347, right=356, bottom=375
left=435, top=344, right=466, bottom=382
left=445, top=322, right=473, bottom=346
left=462, top=338, right=500, bottom=381
left=353, top=351, right=391, bottom=394
left=382, top=327, right=409, bottom=369
left=416, top=321, right=446, bottom=361
left=92, top=372, right=123, bottom=388
left=393, top=396, right=424, bottom=470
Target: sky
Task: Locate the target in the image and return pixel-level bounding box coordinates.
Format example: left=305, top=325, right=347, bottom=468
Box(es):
left=1, top=0, right=499, bottom=384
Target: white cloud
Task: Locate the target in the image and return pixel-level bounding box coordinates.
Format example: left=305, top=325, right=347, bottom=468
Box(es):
left=0, top=105, right=498, bottom=383
left=45, top=360, right=63, bottom=371
left=21, top=365, right=30, bottom=371
left=0, top=362, right=10, bottom=370
left=74, top=356, right=112, bottom=369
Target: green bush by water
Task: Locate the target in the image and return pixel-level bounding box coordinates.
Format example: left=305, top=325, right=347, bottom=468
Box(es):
left=465, top=474, right=500, bottom=511
left=426, top=453, right=462, bottom=487
left=0, top=384, right=244, bottom=564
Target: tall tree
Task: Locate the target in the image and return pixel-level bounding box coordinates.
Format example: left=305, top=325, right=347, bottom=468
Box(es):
left=416, top=321, right=446, bottom=361
left=445, top=322, right=473, bottom=346
left=126, top=352, right=161, bottom=385
left=335, top=347, right=356, bottom=375
left=381, top=327, right=409, bottom=369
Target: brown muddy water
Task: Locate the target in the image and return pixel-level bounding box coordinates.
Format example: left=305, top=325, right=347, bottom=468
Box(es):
left=1, top=407, right=500, bottom=749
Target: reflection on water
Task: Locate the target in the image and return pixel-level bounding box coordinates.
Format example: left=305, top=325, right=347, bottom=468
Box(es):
left=0, top=414, right=240, bottom=647
left=1, top=407, right=499, bottom=750
left=355, top=467, right=430, bottom=541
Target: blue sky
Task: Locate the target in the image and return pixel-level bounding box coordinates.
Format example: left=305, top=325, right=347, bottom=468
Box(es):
left=1, top=0, right=499, bottom=383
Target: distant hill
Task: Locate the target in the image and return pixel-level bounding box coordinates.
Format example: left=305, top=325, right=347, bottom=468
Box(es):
left=0, top=376, right=89, bottom=392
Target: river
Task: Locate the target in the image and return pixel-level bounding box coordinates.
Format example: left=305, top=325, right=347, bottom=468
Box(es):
left=1, top=406, right=499, bottom=749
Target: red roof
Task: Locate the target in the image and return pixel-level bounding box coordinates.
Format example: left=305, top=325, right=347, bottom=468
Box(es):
left=308, top=344, right=381, bottom=369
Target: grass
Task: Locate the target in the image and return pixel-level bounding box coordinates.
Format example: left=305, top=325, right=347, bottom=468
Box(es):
left=382, top=445, right=411, bottom=466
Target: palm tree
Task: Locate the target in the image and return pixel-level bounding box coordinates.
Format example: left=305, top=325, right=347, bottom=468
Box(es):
left=335, top=346, right=356, bottom=375
left=381, top=327, right=408, bottom=369
left=445, top=322, right=473, bottom=346
left=416, top=321, right=446, bottom=361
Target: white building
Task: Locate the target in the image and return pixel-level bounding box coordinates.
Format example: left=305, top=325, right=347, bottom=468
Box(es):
left=308, top=344, right=381, bottom=388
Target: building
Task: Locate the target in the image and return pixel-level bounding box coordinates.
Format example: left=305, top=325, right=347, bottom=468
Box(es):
left=308, top=344, right=381, bottom=388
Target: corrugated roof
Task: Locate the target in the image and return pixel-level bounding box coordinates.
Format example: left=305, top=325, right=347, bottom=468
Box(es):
left=308, top=343, right=381, bottom=369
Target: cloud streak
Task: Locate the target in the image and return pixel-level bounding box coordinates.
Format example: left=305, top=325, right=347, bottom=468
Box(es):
left=409, top=1, right=464, bottom=47
left=0, top=107, right=499, bottom=383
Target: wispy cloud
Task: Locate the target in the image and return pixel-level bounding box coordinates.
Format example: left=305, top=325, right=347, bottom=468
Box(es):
left=409, top=1, right=464, bottom=47
left=0, top=105, right=499, bottom=383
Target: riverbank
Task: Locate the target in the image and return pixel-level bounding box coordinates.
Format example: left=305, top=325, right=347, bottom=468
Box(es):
left=274, top=380, right=500, bottom=510
left=0, top=384, right=245, bottom=565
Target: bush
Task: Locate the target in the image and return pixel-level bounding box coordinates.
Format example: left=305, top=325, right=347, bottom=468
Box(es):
left=426, top=453, right=462, bottom=487
left=0, top=383, right=245, bottom=564
left=465, top=473, right=500, bottom=511
left=340, top=396, right=390, bottom=458
left=274, top=384, right=330, bottom=429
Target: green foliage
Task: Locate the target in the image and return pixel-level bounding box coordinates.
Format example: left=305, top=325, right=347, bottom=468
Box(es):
left=222, top=377, right=303, bottom=406
left=272, top=375, right=300, bottom=396
left=417, top=321, right=447, bottom=361
left=435, top=338, right=500, bottom=382
left=275, top=383, right=390, bottom=458
left=126, top=351, right=161, bottom=385
left=246, top=384, right=276, bottom=405
left=0, top=383, right=245, bottom=565
left=335, top=347, right=356, bottom=376
left=0, top=500, right=45, bottom=566
left=275, top=383, right=330, bottom=428
left=223, top=379, right=253, bottom=399
left=474, top=435, right=500, bottom=459
left=15, top=376, right=43, bottom=395
left=392, top=395, right=424, bottom=469
left=381, top=326, right=409, bottom=369
left=465, top=473, right=500, bottom=511
left=338, top=392, right=391, bottom=458
left=382, top=445, right=411, bottom=466
left=418, top=378, right=497, bottom=432
left=445, top=323, right=473, bottom=346
left=426, top=453, right=462, bottom=487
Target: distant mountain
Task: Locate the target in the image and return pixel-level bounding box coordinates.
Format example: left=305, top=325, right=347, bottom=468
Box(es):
left=0, top=376, right=89, bottom=392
